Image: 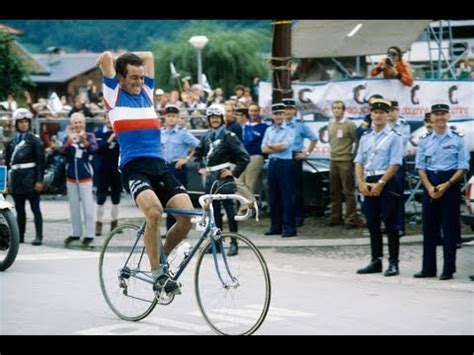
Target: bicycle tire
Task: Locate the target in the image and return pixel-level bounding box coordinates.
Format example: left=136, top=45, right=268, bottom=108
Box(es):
left=194, top=232, right=271, bottom=335
left=0, top=209, right=20, bottom=272
left=99, top=223, right=158, bottom=321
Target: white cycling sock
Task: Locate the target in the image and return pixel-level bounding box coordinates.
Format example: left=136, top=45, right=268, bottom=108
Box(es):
left=151, top=267, right=164, bottom=281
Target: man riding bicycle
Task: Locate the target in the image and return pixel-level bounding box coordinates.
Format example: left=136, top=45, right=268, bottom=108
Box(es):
left=97, top=51, right=193, bottom=295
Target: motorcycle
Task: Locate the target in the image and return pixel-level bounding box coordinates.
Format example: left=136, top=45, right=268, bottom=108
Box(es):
left=0, top=165, right=20, bottom=271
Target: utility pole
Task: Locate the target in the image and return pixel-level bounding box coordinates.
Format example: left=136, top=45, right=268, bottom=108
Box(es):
left=271, top=20, right=292, bottom=104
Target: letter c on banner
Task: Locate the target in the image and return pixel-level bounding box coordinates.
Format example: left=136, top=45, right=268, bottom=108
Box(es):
left=298, top=88, right=313, bottom=104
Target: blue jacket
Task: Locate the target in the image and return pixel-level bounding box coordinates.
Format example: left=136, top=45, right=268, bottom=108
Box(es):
left=60, top=132, right=98, bottom=183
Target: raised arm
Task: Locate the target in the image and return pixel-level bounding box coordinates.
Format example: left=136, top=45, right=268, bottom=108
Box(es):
left=133, top=51, right=155, bottom=78
left=97, top=51, right=116, bottom=78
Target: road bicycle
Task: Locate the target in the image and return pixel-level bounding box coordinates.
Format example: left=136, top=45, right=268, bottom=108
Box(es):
left=99, top=186, right=271, bottom=335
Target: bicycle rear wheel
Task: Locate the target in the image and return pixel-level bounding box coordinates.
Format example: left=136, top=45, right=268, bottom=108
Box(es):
left=194, top=232, right=271, bottom=335
left=99, top=224, right=157, bottom=321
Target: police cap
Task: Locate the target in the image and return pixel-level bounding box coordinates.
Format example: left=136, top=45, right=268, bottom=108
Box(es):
left=431, top=103, right=449, bottom=113
left=282, top=98, right=296, bottom=108
left=370, top=99, right=391, bottom=112
left=164, top=104, right=180, bottom=114
left=272, top=103, right=286, bottom=113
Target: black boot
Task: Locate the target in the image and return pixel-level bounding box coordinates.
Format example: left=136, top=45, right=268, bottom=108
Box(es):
left=383, top=262, right=399, bottom=276
left=31, top=235, right=43, bottom=246
left=227, top=238, right=238, bottom=256
left=95, top=221, right=103, bottom=236
left=357, top=259, right=382, bottom=274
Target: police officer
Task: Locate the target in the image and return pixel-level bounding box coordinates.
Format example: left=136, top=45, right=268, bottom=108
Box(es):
left=94, top=112, right=122, bottom=236
left=283, top=98, right=317, bottom=227
left=356, top=94, right=384, bottom=140
left=388, top=100, right=411, bottom=237
left=161, top=104, right=199, bottom=230
left=354, top=99, right=404, bottom=276
left=262, top=103, right=297, bottom=237
left=413, top=103, right=469, bottom=280
left=5, top=108, right=45, bottom=245
left=194, top=104, right=250, bottom=256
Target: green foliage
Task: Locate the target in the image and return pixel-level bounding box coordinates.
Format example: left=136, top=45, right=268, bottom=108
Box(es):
left=3, top=20, right=271, bottom=53
left=152, top=22, right=270, bottom=96
left=0, top=32, right=31, bottom=99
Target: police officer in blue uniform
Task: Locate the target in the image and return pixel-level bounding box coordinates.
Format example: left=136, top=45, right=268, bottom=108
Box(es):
left=161, top=104, right=199, bottom=230
left=413, top=103, right=470, bottom=280
left=356, top=94, right=383, bottom=140
left=282, top=98, right=317, bottom=227
left=354, top=99, right=404, bottom=276
left=262, top=103, right=297, bottom=237
left=388, top=100, right=411, bottom=237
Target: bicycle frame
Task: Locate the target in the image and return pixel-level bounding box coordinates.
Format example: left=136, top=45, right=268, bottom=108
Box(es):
left=120, top=193, right=251, bottom=288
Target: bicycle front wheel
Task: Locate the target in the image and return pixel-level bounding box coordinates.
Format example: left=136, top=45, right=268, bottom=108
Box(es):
left=194, top=233, right=271, bottom=335
left=99, top=224, right=157, bottom=321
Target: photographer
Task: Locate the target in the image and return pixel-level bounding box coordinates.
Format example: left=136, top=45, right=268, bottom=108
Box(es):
left=370, top=46, right=413, bottom=87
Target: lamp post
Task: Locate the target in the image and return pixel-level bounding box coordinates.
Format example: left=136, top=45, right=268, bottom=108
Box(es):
left=188, top=35, right=209, bottom=87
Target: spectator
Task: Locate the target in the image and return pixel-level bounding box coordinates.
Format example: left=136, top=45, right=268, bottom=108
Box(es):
left=251, top=77, right=260, bottom=102
left=61, top=113, right=98, bottom=248
left=235, top=107, right=267, bottom=208
left=94, top=112, right=122, bottom=236
left=69, top=94, right=93, bottom=118
left=370, top=46, right=414, bottom=87
left=224, top=103, right=242, bottom=141
left=327, top=100, right=359, bottom=228
left=154, top=88, right=165, bottom=110
left=456, top=59, right=472, bottom=80
left=0, top=94, right=17, bottom=112
left=248, top=103, right=262, bottom=124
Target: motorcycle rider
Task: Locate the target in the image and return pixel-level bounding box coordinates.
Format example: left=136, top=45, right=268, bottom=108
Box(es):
left=5, top=108, right=45, bottom=245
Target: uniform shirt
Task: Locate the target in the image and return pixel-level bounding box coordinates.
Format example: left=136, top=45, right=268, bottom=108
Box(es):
left=327, top=117, right=358, bottom=161
left=415, top=130, right=470, bottom=171
left=161, top=126, right=199, bottom=163
left=261, top=123, right=295, bottom=160
left=390, top=118, right=411, bottom=153
left=284, top=117, right=317, bottom=152
left=354, top=125, right=404, bottom=171
left=241, top=122, right=267, bottom=156
left=102, top=75, right=161, bottom=169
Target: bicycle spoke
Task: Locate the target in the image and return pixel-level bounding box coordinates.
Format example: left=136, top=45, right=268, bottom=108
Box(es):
left=99, top=224, right=158, bottom=321
left=194, top=233, right=271, bottom=335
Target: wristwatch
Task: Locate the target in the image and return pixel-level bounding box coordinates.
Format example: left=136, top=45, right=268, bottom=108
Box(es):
left=305, top=151, right=311, bottom=157
left=378, top=179, right=386, bottom=186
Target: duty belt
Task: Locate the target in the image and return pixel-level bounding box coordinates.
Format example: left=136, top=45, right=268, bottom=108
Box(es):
left=11, top=162, right=37, bottom=170
left=365, top=169, right=386, bottom=177
left=206, top=162, right=233, bottom=172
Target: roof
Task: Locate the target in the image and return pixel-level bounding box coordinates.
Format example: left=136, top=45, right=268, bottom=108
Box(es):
left=0, top=23, right=23, bottom=35
left=10, top=41, right=48, bottom=74
left=291, top=20, right=431, bottom=58
left=29, top=53, right=100, bottom=83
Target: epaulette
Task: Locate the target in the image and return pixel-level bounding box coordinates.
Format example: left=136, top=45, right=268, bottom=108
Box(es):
left=399, top=118, right=408, bottom=125
left=391, top=128, right=402, bottom=136
left=451, top=129, right=464, bottom=137
left=419, top=131, right=433, bottom=139
left=360, top=121, right=369, bottom=128
left=362, top=130, right=371, bottom=136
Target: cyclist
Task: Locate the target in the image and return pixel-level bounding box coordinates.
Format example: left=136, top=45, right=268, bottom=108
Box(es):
left=97, top=51, right=193, bottom=294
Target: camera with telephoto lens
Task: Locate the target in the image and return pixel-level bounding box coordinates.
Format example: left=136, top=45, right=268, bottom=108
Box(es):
left=385, top=53, right=395, bottom=67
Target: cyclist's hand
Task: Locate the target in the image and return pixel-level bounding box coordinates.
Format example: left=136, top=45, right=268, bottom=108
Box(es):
left=198, top=168, right=208, bottom=176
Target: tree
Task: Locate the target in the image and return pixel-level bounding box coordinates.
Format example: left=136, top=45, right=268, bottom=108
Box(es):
left=0, top=31, right=31, bottom=100
left=151, top=22, right=270, bottom=97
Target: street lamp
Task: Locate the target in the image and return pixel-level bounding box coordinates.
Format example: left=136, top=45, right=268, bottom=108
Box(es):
left=188, top=35, right=209, bottom=87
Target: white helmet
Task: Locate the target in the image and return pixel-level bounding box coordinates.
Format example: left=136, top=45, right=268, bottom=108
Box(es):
left=12, top=108, right=33, bottom=122
left=206, top=104, right=225, bottom=117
